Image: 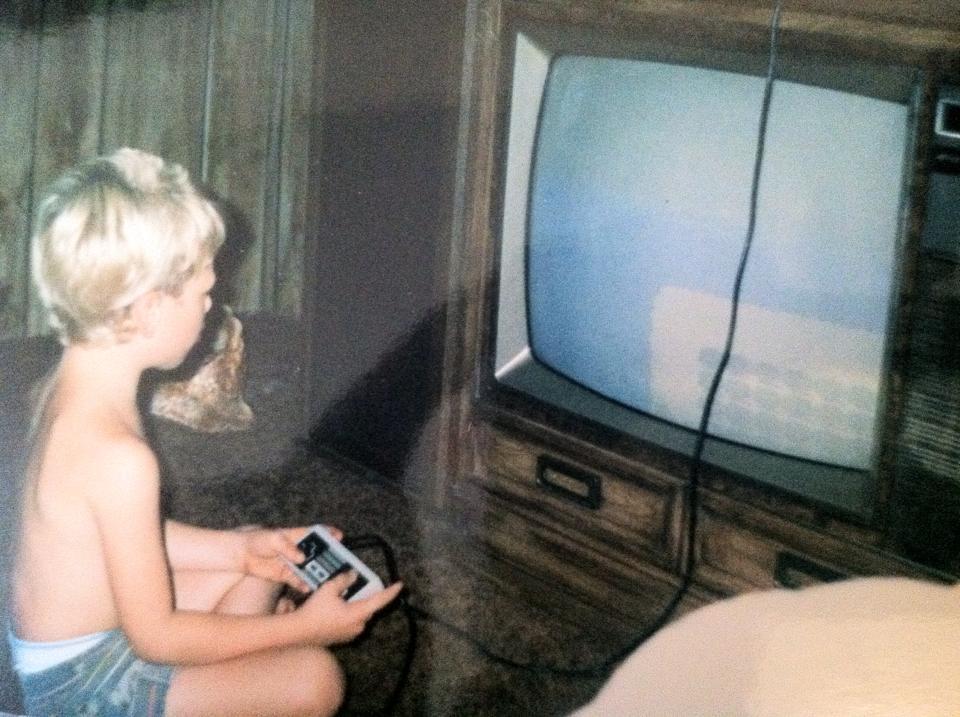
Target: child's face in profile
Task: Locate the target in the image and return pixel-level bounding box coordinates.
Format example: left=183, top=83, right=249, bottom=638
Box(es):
left=152, top=260, right=216, bottom=369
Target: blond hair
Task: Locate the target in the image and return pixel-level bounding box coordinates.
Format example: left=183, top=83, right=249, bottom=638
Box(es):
left=31, top=148, right=224, bottom=344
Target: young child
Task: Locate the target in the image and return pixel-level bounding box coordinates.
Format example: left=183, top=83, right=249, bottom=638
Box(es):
left=7, top=148, right=403, bottom=716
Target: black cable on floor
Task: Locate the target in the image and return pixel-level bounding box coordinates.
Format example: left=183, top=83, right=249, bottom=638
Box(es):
left=343, top=535, right=418, bottom=716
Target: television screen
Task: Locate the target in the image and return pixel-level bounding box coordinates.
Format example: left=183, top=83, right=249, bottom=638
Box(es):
left=493, top=33, right=915, bottom=516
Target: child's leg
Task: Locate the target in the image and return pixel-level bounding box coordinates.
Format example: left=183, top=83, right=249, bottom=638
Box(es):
left=173, top=569, right=283, bottom=615
left=165, top=569, right=345, bottom=716
left=164, top=645, right=345, bottom=717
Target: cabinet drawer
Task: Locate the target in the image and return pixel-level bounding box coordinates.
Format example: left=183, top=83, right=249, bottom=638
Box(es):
left=695, top=508, right=829, bottom=593
left=478, top=427, right=683, bottom=570
left=695, top=502, right=942, bottom=596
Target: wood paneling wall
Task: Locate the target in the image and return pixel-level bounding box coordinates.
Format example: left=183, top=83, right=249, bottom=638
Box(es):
left=0, top=0, right=317, bottom=339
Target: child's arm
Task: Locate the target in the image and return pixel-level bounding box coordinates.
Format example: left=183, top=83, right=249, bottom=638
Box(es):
left=88, top=437, right=401, bottom=665
left=163, top=520, right=339, bottom=591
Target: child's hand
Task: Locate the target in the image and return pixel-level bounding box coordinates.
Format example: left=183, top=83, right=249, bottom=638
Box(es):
left=236, top=525, right=343, bottom=591
left=297, top=571, right=405, bottom=645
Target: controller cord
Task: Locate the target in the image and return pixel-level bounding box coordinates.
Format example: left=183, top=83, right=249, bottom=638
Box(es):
left=343, top=535, right=419, bottom=716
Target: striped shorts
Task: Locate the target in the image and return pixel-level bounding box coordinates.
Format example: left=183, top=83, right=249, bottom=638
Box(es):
left=14, top=629, right=172, bottom=716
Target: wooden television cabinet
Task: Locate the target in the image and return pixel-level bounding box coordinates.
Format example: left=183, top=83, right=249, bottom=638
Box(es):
left=432, top=0, right=960, bottom=629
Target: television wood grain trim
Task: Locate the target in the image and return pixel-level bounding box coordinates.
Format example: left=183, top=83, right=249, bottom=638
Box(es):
left=501, top=1, right=960, bottom=69
left=479, top=427, right=682, bottom=564
left=694, top=495, right=946, bottom=596
left=454, top=475, right=701, bottom=626
left=695, top=0, right=960, bottom=34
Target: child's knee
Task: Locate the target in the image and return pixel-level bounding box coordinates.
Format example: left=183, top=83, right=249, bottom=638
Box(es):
left=293, top=648, right=345, bottom=717
left=214, top=574, right=284, bottom=616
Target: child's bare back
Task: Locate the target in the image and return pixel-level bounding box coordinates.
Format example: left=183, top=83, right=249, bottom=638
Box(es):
left=13, top=370, right=143, bottom=643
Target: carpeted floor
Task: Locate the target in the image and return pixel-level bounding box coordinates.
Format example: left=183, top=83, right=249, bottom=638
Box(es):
left=161, top=449, right=617, bottom=716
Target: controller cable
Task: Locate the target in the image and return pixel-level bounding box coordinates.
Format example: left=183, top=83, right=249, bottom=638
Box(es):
left=342, top=1, right=784, bottom=712
left=341, top=535, right=417, bottom=715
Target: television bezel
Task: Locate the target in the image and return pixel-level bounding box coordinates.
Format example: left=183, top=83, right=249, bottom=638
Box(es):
left=471, top=8, right=924, bottom=521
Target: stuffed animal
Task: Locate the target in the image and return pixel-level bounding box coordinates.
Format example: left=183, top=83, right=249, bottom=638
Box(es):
left=150, top=305, right=254, bottom=432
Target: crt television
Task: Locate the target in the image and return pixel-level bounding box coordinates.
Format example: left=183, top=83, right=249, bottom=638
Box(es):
left=472, top=6, right=929, bottom=520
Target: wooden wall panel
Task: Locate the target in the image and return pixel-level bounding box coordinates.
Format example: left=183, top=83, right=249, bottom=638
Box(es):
left=100, top=0, right=211, bottom=179
left=0, top=2, right=42, bottom=339
left=273, top=0, right=315, bottom=314
left=205, top=0, right=283, bottom=313
left=27, top=0, right=109, bottom=335
left=0, top=0, right=316, bottom=339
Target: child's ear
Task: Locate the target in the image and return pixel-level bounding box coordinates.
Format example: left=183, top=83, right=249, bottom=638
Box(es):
left=124, top=290, right=163, bottom=339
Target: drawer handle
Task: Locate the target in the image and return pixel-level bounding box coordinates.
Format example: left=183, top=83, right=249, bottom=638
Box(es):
left=536, top=456, right=603, bottom=509
left=774, top=551, right=846, bottom=589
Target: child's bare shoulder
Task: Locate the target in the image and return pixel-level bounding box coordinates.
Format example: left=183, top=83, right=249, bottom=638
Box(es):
left=43, top=406, right=160, bottom=500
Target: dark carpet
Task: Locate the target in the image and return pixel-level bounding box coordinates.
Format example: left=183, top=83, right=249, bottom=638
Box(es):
left=161, top=449, right=612, bottom=716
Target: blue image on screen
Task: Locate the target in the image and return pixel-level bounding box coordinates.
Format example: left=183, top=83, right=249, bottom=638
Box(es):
left=526, top=56, right=908, bottom=469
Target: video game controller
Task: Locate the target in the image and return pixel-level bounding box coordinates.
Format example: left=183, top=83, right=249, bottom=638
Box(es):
left=283, top=525, right=385, bottom=601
